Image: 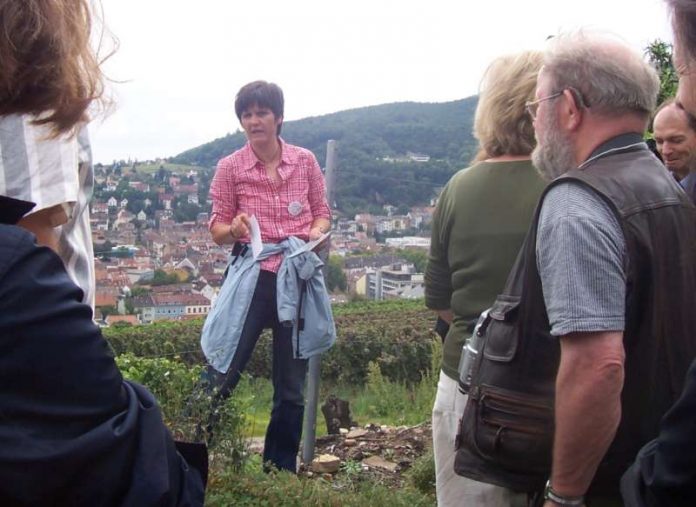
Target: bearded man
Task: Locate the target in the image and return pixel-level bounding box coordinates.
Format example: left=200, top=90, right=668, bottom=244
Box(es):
left=529, top=31, right=696, bottom=506
left=453, top=31, right=696, bottom=506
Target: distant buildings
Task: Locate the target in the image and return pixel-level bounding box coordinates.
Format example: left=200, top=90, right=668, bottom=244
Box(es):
left=90, top=160, right=435, bottom=325
left=363, top=262, right=425, bottom=301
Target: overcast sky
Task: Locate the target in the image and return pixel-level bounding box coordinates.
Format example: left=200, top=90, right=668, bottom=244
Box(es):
left=91, top=0, right=673, bottom=164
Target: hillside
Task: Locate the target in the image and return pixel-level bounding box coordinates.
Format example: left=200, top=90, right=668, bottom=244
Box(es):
left=170, top=98, right=478, bottom=214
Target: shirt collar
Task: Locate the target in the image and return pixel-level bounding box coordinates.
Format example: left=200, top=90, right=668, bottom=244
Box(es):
left=241, top=137, right=298, bottom=171
left=586, top=132, right=646, bottom=161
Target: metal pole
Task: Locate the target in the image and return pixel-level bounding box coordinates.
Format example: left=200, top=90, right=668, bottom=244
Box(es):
left=301, top=139, right=336, bottom=465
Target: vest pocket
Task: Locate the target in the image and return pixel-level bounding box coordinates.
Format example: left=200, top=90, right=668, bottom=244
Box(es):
left=462, top=384, right=553, bottom=472
left=483, top=295, right=521, bottom=362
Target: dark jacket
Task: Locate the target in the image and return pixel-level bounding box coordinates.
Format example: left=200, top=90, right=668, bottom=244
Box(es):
left=455, top=137, right=696, bottom=498
left=620, top=358, right=696, bottom=506
left=0, top=195, right=206, bottom=506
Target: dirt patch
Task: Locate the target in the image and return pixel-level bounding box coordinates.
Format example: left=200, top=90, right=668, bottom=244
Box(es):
left=302, top=422, right=432, bottom=488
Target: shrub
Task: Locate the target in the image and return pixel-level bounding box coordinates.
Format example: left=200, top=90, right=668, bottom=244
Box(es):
left=105, top=299, right=439, bottom=386
left=115, top=353, right=250, bottom=470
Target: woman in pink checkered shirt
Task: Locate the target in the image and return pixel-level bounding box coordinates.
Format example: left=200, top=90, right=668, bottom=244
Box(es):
left=204, top=80, right=331, bottom=473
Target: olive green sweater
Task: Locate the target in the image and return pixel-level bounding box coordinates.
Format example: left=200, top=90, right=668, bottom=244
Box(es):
left=425, top=160, right=546, bottom=380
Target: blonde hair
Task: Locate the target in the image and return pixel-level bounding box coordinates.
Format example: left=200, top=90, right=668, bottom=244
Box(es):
left=473, top=50, right=543, bottom=161
left=0, top=0, right=111, bottom=135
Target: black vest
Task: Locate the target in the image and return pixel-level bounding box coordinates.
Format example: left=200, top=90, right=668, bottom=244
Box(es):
left=454, top=142, right=696, bottom=497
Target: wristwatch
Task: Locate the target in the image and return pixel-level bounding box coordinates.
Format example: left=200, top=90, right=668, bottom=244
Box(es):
left=544, top=480, right=584, bottom=506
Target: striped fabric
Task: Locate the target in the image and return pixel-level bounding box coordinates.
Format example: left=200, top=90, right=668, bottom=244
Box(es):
left=0, top=114, right=95, bottom=310
left=536, top=181, right=627, bottom=337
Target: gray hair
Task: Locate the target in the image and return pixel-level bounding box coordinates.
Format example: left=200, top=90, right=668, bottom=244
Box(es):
left=542, top=32, right=660, bottom=120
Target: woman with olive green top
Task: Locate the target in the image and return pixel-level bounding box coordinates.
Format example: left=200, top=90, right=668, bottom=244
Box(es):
left=424, top=51, right=546, bottom=507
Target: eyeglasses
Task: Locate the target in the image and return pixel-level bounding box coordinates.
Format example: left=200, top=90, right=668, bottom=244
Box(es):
left=525, top=87, right=591, bottom=121
left=525, top=92, right=563, bottom=121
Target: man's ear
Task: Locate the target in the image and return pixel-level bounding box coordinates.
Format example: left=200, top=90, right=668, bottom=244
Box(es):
left=560, top=88, right=583, bottom=131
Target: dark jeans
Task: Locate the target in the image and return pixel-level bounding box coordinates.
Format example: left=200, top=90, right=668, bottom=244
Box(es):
left=203, top=270, right=308, bottom=473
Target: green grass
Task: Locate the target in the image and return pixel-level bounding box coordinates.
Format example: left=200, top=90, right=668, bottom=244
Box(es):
left=237, top=372, right=436, bottom=437
left=234, top=336, right=441, bottom=436
left=206, top=456, right=435, bottom=507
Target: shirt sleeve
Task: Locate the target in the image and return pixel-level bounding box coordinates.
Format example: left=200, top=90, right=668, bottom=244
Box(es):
left=306, top=153, right=331, bottom=220
left=536, top=182, right=626, bottom=336
left=425, top=181, right=454, bottom=310
left=208, top=157, right=236, bottom=229
left=0, top=115, right=78, bottom=213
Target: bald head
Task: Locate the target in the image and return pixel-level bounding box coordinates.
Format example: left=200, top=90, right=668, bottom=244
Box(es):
left=654, top=102, right=696, bottom=179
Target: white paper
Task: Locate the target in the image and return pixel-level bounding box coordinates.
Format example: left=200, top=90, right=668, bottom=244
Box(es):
left=288, top=231, right=332, bottom=258
left=249, top=215, right=263, bottom=260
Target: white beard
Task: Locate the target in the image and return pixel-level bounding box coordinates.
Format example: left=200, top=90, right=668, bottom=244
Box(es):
left=531, top=112, right=577, bottom=182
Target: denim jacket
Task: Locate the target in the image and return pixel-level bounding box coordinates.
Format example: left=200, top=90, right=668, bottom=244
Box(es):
left=200, top=236, right=336, bottom=373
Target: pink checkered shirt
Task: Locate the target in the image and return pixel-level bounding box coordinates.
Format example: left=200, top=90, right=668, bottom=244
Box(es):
left=209, top=139, right=331, bottom=272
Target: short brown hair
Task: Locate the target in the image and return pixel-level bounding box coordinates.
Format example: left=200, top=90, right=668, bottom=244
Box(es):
left=473, top=50, right=543, bottom=160
left=0, top=0, right=107, bottom=135
left=234, top=81, right=284, bottom=135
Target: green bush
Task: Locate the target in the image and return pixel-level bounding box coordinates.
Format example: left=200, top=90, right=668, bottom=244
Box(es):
left=105, top=299, right=439, bottom=385
left=115, top=353, right=250, bottom=469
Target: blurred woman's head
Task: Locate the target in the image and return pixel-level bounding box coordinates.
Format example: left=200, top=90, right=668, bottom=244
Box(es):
left=473, top=50, right=543, bottom=161
left=0, top=0, right=107, bottom=135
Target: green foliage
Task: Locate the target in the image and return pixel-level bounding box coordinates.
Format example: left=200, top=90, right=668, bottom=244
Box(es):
left=130, top=286, right=150, bottom=297
left=172, top=198, right=204, bottom=222
left=106, top=319, right=206, bottom=363
left=115, top=353, right=250, bottom=469
left=104, top=299, right=439, bottom=385
left=325, top=255, right=347, bottom=292
left=150, top=269, right=181, bottom=286
left=407, top=449, right=436, bottom=497
left=170, top=99, right=479, bottom=212
left=398, top=248, right=428, bottom=273
left=646, top=39, right=679, bottom=106
left=135, top=162, right=204, bottom=174
left=116, top=353, right=202, bottom=425
left=350, top=354, right=437, bottom=425
left=206, top=458, right=435, bottom=507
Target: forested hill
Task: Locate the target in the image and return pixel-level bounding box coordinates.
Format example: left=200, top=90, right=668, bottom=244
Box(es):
left=171, top=97, right=478, bottom=214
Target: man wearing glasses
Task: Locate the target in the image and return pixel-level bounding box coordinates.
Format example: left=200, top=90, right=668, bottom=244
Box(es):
left=530, top=33, right=696, bottom=506
left=455, top=32, right=696, bottom=507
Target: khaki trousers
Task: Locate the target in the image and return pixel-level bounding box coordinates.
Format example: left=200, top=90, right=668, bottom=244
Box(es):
left=432, top=371, right=528, bottom=507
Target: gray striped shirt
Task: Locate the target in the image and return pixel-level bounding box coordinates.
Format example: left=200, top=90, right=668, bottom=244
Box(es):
left=0, top=115, right=95, bottom=309
left=536, top=182, right=626, bottom=336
